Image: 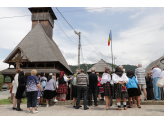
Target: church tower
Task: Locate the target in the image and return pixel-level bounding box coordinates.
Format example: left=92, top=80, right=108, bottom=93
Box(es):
left=28, top=7, right=57, bottom=39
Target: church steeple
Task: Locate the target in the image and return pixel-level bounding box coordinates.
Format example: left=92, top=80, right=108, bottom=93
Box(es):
left=28, top=7, right=57, bottom=39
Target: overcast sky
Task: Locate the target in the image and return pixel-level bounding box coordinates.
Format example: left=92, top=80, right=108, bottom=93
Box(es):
left=0, top=7, right=164, bottom=71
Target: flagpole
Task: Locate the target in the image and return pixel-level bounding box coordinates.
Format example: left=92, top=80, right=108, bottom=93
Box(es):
left=110, top=30, right=113, bottom=72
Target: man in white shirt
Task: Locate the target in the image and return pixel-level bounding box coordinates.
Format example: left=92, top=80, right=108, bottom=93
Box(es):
left=150, top=65, right=161, bottom=100
left=135, top=64, right=147, bottom=100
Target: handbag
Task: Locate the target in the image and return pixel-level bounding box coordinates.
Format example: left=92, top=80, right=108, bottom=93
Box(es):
left=121, top=84, right=127, bottom=92
left=156, top=77, right=164, bottom=87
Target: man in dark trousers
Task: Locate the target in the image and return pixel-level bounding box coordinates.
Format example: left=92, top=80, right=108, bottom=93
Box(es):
left=75, top=69, right=89, bottom=110
left=88, top=69, right=99, bottom=106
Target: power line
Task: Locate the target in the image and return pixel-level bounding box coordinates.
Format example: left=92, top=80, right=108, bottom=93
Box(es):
left=56, top=7, right=75, bottom=31
left=0, top=7, right=110, bottom=20
left=54, top=21, right=78, bottom=46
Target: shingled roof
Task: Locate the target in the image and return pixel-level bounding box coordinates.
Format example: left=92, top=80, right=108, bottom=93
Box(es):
left=4, top=22, right=72, bottom=74
left=145, top=55, right=164, bottom=74
left=0, top=68, right=60, bottom=75
left=87, top=59, right=115, bottom=73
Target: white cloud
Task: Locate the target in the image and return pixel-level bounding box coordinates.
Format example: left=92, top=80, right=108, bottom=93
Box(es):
left=85, top=7, right=147, bottom=15
left=0, top=7, right=31, bottom=50
left=0, top=59, right=9, bottom=71
left=129, top=11, right=143, bottom=19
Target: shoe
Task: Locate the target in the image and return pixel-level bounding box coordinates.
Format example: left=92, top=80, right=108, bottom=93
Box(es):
left=31, top=111, right=36, bottom=114
left=16, top=108, right=23, bottom=111
left=138, top=105, right=141, bottom=108
left=54, top=99, right=58, bottom=102
left=79, top=106, right=82, bottom=107
left=60, top=99, right=63, bottom=101
left=75, top=107, right=79, bottom=109
left=84, top=107, right=89, bottom=110
left=128, top=106, right=132, bottom=108
left=46, top=105, right=49, bottom=107
left=73, top=106, right=76, bottom=108
left=27, top=111, right=31, bottom=114
left=12, top=107, right=16, bottom=110
left=124, top=107, right=128, bottom=110
left=35, top=107, right=38, bottom=112
left=63, top=99, right=67, bottom=101
left=116, top=108, right=122, bottom=110
left=105, top=107, right=108, bottom=110
left=95, top=104, right=98, bottom=107
left=132, top=104, right=136, bottom=107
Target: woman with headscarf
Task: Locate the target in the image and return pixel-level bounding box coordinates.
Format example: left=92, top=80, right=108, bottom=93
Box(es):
left=57, top=71, right=72, bottom=101
left=15, top=71, right=26, bottom=111
left=39, top=72, right=47, bottom=105
left=126, top=70, right=141, bottom=108
left=112, top=66, right=129, bottom=110
left=100, top=67, right=112, bottom=110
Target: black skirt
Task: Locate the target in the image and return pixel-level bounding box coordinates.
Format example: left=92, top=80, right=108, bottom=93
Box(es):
left=146, top=88, right=154, bottom=100
left=114, top=83, right=128, bottom=98
left=103, top=83, right=112, bottom=97
left=127, top=88, right=140, bottom=97
left=16, top=85, right=25, bottom=99
left=43, top=90, right=56, bottom=99
left=72, top=85, right=82, bottom=99
left=72, top=85, right=77, bottom=98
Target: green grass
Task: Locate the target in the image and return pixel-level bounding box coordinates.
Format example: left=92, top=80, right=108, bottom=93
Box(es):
left=0, top=98, right=27, bottom=105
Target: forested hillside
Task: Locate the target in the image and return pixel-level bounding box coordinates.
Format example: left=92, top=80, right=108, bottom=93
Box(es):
left=69, top=64, right=137, bottom=74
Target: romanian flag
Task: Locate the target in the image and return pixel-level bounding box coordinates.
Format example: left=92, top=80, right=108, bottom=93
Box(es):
left=108, top=31, right=112, bottom=46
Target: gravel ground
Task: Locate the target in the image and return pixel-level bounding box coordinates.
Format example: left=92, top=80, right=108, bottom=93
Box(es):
left=0, top=104, right=164, bottom=116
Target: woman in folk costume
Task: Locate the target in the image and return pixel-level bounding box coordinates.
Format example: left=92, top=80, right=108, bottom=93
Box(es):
left=96, top=72, right=102, bottom=100
left=101, top=67, right=112, bottom=110
left=112, top=66, right=129, bottom=110
left=57, top=71, right=72, bottom=101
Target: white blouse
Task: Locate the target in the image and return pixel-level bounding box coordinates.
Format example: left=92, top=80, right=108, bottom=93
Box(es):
left=12, top=73, right=19, bottom=94
left=100, top=73, right=111, bottom=84
left=64, top=75, right=69, bottom=82
left=112, top=73, right=129, bottom=84
left=159, top=71, right=164, bottom=79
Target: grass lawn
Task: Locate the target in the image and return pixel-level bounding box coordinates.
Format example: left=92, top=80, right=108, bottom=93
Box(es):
left=0, top=98, right=27, bottom=105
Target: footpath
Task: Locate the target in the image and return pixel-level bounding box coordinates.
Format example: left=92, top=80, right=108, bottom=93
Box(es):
left=0, top=104, right=164, bottom=116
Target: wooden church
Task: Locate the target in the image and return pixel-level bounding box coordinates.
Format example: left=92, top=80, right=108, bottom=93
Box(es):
left=0, top=7, right=73, bottom=83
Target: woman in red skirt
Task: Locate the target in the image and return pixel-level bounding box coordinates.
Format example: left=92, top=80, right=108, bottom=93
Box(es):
left=100, top=68, right=112, bottom=110
left=57, top=71, right=72, bottom=101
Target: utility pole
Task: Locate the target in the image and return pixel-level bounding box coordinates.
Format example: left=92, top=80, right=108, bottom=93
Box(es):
left=74, top=31, right=81, bottom=70
left=114, top=57, right=116, bottom=68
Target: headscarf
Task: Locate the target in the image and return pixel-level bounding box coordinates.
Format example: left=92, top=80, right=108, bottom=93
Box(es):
left=19, top=71, right=24, bottom=78
left=59, top=71, right=64, bottom=80
left=115, top=66, right=123, bottom=77
left=127, top=70, right=135, bottom=79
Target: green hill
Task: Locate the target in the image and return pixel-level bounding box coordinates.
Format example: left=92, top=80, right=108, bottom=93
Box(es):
left=69, top=64, right=137, bottom=74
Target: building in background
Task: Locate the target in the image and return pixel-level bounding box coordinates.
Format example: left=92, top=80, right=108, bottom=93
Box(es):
left=0, top=7, right=72, bottom=86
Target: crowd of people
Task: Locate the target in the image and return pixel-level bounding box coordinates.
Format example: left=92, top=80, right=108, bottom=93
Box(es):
left=9, top=63, right=164, bottom=113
